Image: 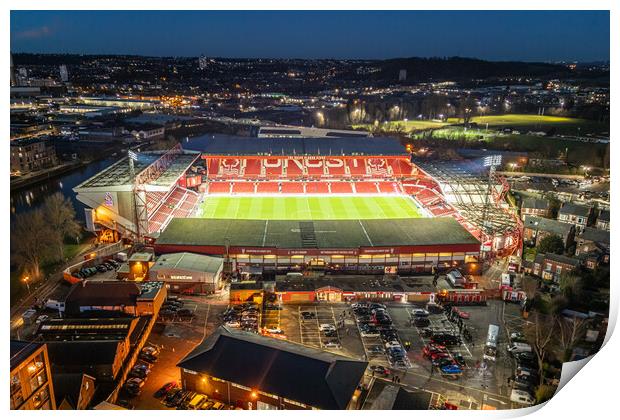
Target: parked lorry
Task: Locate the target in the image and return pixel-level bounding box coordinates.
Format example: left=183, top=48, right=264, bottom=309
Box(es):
left=483, top=324, right=500, bottom=361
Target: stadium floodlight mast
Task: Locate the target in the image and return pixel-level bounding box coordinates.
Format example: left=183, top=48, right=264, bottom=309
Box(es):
left=481, top=155, right=502, bottom=261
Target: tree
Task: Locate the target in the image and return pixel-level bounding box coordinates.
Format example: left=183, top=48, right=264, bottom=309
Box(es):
left=535, top=384, right=556, bottom=404
left=41, top=192, right=82, bottom=261
left=524, top=312, right=558, bottom=385
left=536, top=234, right=564, bottom=255
left=11, top=209, right=54, bottom=280
left=556, top=315, right=588, bottom=362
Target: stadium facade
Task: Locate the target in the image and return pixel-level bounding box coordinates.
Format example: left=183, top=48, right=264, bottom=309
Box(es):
left=154, top=218, right=481, bottom=275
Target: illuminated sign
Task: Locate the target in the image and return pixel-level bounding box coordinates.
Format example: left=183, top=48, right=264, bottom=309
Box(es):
left=104, top=192, right=114, bottom=207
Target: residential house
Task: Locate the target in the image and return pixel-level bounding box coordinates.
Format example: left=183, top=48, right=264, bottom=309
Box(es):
left=520, top=198, right=551, bottom=221
left=596, top=210, right=610, bottom=231
left=523, top=216, right=575, bottom=248
left=532, top=253, right=581, bottom=281
left=557, top=203, right=592, bottom=234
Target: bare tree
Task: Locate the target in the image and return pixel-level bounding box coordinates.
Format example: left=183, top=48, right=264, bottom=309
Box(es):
left=556, top=315, right=588, bottom=362
left=524, top=311, right=557, bottom=386
left=42, top=192, right=82, bottom=261
left=11, top=209, right=54, bottom=280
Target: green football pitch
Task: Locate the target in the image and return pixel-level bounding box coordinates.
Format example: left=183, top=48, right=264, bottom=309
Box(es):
left=195, top=195, right=425, bottom=220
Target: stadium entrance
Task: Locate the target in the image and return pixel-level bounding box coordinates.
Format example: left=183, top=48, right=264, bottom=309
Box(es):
left=316, top=286, right=343, bottom=302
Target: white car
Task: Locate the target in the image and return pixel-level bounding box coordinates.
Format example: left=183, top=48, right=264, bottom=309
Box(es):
left=361, top=330, right=380, bottom=338
left=35, top=315, right=50, bottom=324
left=510, top=389, right=535, bottom=405
left=319, top=324, right=336, bottom=332
left=411, top=308, right=430, bottom=317
left=323, top=341, right=342, bottom=349
left=226, top=320, right=241, bottom=328
left=264, top=327, right=284, bottom=334
left=385, top=341, right=402, bottom=349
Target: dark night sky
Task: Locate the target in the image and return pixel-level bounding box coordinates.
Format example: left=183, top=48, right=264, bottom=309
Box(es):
left=10, top=10, right=609, bottom=62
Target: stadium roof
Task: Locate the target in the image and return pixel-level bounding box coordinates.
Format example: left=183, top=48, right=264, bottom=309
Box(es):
left=74, top=151, right=198, bottom=189
left=156, top=217, right=480, bottom=249
left=177, top=326, right=367, bottom=409
left=196, top=136, right=407, bottom=156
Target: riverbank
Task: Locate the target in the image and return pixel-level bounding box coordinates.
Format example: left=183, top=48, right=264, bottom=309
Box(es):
left=10, top=161, right=87, bottom=192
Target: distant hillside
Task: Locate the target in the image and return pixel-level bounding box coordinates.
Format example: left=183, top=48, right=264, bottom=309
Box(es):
left=371, top=57, right=571, bottom=81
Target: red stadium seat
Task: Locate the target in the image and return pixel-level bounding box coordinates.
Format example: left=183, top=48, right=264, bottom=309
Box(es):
left=366, top=158, right=389, bottom=176
left=305, top=158, right=325, bottom=178
left=354, top=181, right=379, bottom=193
left=208, top=182, right=232, bottom=194
left=281, top=182, right=305, bottom=194
left=325, top=158, right=346, bottom=177
left=264, top=158, right=284, bottom=178
left=305, top=182, right=330, bottom=194
left=232, top=182, right=256, bottom=194
left=388, top=159, right=414, bottom=177
left=286, top=158, right=305, bottom=178
left=377, top=182, right=402, bottom=194
left=244, top=158, right=262, bottom=178
left=256, top=182, right=280, bottom=193
left=329, top=182, right=354, bottom=194
left=348, top=158, right=368, bottom=177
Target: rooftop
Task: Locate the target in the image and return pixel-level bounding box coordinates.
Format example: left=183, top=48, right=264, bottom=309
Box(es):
left=177, top=326, right=367, bottom=409
left=10, top=341, right=43, bottom=371
left=524, top=216, right=574, bottom=237
left=156, top=217, right=480, bottom=250
left=196, top=135, right=407, bottom=156
left=522, top=198, right=550, bottom=210
left=559, top=203, right=591, bottom=217
left=74, top=150, right=198, bottom=189
left=152, top=252, right=223, bottom=274
left=579, top=227, right=610, bottom=246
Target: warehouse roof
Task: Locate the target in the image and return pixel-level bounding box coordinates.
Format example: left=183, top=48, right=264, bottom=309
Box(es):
left=196, top=136, right=407, bottom=156
left=156, top=217, right=480, bottom=249
left=152, top=252, right=223, bottom=273
left=178, top=326, right=367, bottom=409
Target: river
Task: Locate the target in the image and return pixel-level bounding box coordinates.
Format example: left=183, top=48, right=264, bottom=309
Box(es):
left=9, top=133, right=238, bottom=222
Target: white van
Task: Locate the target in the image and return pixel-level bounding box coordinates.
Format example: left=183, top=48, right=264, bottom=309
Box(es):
left=507, top=343, right=533, bottom=354
left=510, top=389, right=535, bottom=405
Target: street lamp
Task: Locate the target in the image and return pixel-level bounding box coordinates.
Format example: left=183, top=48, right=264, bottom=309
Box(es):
left=22, top=276, right=31, bottom=294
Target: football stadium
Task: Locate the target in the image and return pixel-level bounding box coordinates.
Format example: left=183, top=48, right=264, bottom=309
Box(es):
left=74, top=135, right=521, bottom=274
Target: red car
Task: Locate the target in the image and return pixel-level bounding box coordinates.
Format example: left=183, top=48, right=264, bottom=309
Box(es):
left=453, top=307, right=470, bottom=319
left=423, top=344, right=447, bottom=357
left=430, top=352, right=451, bottom=361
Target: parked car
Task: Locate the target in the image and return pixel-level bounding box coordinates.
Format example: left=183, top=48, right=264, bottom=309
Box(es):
left=452, top=307, right=470, bottom=319
left=154, top=382, right=177, bottom=398
left=369, top=365, right=391, bottom=375
left=177, top=309, right=195, bottom=318
left=126, top=377, right=145, bottom=388
left=510, top=389, right=535, bottom=405
left=413, top=317, right=431, bottom=327
left=319, top=324, right=336, bottom=332
left=411, top=308, right=430, bottom=317
left=440, top=364, right=463, bottom=375
left=323, top=340, right=342, bottom=349
left=264, top=326, right=284, bottom=334
left=301, top=311, right=316, bottom=319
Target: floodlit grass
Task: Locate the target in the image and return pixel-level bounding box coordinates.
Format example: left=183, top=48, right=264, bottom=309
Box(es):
left=353, top=119, right=449, bottom=133
left=447, top=114, right=608, bottom=135
left=196, top=195, right=425, bottom=220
